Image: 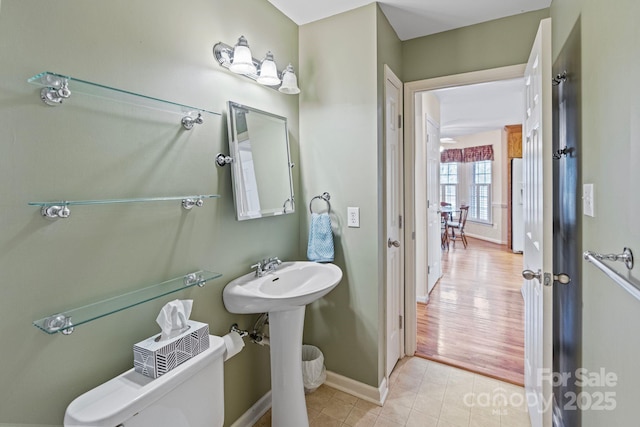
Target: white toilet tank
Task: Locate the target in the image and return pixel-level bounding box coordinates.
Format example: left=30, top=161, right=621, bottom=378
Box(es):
left=64, top=335, right=225, bottom=427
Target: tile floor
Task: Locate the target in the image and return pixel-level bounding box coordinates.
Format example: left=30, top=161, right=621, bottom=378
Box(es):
left=253, top=356, right=532, bottom=427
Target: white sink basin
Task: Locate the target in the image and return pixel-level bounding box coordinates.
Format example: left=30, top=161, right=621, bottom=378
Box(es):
left=223, top=261, right=342, bottom=314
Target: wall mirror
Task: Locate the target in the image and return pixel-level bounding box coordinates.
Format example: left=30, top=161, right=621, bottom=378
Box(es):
left=225, top=101, right=295, bottom=220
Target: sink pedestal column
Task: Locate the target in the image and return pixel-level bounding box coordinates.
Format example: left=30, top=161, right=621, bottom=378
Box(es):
left=269, top=306, right=308, bottom=427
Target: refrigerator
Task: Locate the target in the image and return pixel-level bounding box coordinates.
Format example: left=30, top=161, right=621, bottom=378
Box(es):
left=511, top=158, right=524, bottom=253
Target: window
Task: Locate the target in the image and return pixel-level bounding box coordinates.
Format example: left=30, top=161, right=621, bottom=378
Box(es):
left=469, top=160, right=492, bottom=223
left=440, top=163, right=458, bottom=209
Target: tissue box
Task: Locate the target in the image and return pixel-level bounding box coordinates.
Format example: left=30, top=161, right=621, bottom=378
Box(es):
left=133, top=320, right=210, bottom=378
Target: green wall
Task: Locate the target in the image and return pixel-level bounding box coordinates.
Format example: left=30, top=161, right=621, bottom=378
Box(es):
left=0, top=0, right=299, bottom=425
left=4, top=0, right=637, bottom=425
left=297, top=2, right=403, bottom=391
left=299, top=3, right=382, bottom=388
left=402, top=9, right=550, bottom=82
left=550, top=1, right=640, bottom=425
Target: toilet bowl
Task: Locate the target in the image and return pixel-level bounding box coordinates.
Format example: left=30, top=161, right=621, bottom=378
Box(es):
left=64, top=335, right=225, bottom=427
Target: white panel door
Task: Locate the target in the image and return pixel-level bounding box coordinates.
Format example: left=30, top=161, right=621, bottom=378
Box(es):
left=523, top=18, right=553, bottom=427
left=426, top=117, right=441, bottom=294
left=385, top=66, right=404, bottom=377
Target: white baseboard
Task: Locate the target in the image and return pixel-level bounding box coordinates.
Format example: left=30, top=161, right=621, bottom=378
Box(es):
left=416, top=295, right=429, bottom=304
left=325, top=370, right=388, bottom=406
left=229, top=372, right=388, bottom=426
left=229, top=390, right=272, bottom=427
left=463, top=232, right=506, bottom=245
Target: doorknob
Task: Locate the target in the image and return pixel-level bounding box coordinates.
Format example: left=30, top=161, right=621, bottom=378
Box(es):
left=522, top=269, right=542, bottom=283
left=388, top=238, right=400, bottom=248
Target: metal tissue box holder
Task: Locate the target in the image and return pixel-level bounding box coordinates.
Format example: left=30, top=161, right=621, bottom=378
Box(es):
left=133, top=320, right=210, bottom=378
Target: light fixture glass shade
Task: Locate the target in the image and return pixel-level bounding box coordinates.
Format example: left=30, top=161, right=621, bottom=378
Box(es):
left=278, top=64, right=300, bottom=94
left=257, top=51, right=281, bottom=86
left=229, top=36, right=257, bottom=75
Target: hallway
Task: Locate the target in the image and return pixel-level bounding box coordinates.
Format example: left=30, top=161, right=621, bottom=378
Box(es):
left=416, top=237, right=525, bottom=385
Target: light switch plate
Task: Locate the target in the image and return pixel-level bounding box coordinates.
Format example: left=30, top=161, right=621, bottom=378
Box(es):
left=347, top=207, right=360, bottom=227
left=583, top=183, right=595, bottom=217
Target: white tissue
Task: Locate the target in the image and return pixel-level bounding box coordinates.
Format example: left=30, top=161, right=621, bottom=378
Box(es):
left=222, top=331, right=245, bottom=361
left=156, top=299, right=193, bottom=341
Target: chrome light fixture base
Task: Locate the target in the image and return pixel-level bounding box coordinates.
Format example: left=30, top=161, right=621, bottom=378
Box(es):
left=213, top=38, right=300, bottom=95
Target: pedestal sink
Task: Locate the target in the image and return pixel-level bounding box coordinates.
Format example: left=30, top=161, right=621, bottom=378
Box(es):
left=223, top=261, right=342, bottom=427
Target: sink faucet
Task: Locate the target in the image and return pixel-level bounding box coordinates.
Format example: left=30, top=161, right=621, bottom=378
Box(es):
left=251, top=257, right=282, bottom=277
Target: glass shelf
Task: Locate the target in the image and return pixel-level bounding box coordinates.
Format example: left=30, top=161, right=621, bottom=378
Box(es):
left=27, top=71, right=221, bottom=118
left=29, top=194, right=220, bottom=207
left=34, top=270, right=222, bottom=335
left=29, top=195, right=220, bottom=217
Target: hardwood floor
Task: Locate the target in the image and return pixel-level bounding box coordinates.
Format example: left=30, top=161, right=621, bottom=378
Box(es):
left=416, top=236, right=525, bottom=385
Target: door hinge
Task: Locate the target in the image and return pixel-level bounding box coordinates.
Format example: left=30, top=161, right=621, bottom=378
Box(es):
left=412, top=231, right=415, bottom=240
left=399, top=315, right=403, bottom=329
left=398, top=115, right=402, bottom=129
left=399, top=215, right=403, bottom=229
left=428, top=265, right=431, bottom=274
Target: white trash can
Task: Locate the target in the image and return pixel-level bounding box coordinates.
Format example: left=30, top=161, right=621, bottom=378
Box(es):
left=301, top=344, right=326, bottom=393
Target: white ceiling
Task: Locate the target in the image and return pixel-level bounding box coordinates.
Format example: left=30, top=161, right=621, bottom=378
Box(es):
left=433, top=78, right=524, bottom=139
left=266, top=0, right=540, bottom=139
left=267, top=0, right=551, bottom=41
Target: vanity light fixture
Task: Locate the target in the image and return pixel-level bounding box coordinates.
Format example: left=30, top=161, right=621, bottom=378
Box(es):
left=213, top=36, right=300, bottom=94
left=278, top=64, right=301, bottom=95
left=257, top=51, right=280, bottom=86
left=229, top=36, right=257, bottom=75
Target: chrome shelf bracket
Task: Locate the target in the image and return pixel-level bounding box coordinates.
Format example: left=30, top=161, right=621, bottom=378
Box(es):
left=40, top=77, right=71, bottom=106
left=181, top=113, right=203, bottom=130
left=183, top=271, right=205, bottom=287
left=181, top=197, right=204, bottom=210
left=41, top=204, right=71, bottom=219
left=43, top=314, right=74, bottom=335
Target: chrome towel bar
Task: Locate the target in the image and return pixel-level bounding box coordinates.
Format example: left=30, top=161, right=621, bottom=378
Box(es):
left=583, top=248, right=640, bottom=302
left=309, top=192, right=331, bottom=214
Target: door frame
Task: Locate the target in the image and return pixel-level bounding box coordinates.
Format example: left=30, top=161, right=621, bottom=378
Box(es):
left=402, top=64, right=526, bottom=355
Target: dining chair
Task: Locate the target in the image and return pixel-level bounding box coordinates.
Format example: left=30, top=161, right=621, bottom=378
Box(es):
left=446, top=205, right=469, bottom=248
left=441, top=218, right=449, bottom=250
left=440, top=201, right=452, bottom=221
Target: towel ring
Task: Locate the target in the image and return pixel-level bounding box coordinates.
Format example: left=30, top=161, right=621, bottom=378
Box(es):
left=309, top=192, right=331, bottom=214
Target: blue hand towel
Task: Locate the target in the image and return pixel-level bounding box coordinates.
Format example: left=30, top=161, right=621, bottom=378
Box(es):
left=307, top=213, right=335, bottom=263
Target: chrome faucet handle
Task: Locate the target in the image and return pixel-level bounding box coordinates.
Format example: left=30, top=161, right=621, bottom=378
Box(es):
left=251, top=262, right=264, bottom=276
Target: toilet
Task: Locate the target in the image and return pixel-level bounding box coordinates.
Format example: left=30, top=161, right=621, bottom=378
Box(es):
left=64, top=335, right=225, bottom=427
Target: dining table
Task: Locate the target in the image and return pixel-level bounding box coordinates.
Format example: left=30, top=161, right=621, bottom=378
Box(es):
left=440, top=205, right=460, bottom=221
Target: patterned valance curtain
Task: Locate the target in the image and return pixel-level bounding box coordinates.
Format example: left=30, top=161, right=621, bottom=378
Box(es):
left=441, top=145, right=494, bottom=163
left=462, top=144, right=494, bottom=162
left=440, top=148, right=463, bottom=163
